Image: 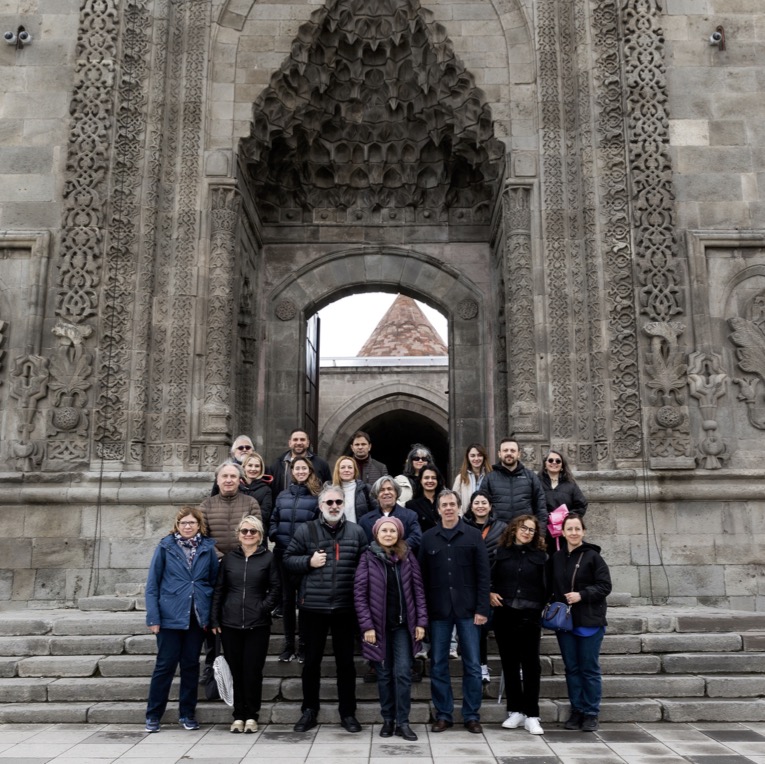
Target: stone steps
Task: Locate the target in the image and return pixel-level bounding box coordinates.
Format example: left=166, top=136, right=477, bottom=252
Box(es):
left=0, top=606, right=764, bottom=724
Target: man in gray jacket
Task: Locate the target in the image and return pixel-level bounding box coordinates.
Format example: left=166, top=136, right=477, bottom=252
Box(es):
left=284, top=484, right=368, bottom=734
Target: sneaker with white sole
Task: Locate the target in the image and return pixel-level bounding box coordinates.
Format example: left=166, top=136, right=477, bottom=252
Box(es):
left=244, top=719, right=258, bottom=733
left=230, top=720, right=244, bottom=733
left=145, top=718, right=160, bottom=733
left=501, top=711, right=526, bottom=729
left=524, top=716, right=544, bottom=735
left=481, top=664, right=491, bottom=683
left=178, top=717, right=199, bottom=730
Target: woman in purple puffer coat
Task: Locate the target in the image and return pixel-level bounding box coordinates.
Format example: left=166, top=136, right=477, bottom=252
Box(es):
left=354, top=515, right=428, bottom=742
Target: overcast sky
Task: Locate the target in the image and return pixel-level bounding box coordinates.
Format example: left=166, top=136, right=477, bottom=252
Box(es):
left=317, top=293, right=448, bottom=357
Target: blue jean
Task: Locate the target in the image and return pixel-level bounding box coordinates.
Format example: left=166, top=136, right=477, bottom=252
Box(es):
left=146, top=614, right=205, bottom=721
left=430, top=617, right=482, bottom=722
left=375, top=625, right=413, bottom=725
left=556, top=628, right=605, bottom=716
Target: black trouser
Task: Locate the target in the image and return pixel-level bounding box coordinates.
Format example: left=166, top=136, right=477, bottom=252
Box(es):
left=300, top=608, right=357, bottom=717
left=275, top=554, right=301, bottom=648
left=493, top=606, right=542, bottom=717
left=221, top=625, right=270, bottom=721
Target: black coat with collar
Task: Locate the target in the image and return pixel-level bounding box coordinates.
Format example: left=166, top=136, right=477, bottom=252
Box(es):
left=418, top=519, right=491, bottom=621
left=550, top=540, right=611, bottom=628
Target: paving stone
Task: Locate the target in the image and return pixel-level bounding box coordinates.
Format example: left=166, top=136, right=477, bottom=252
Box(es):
left=49, top=636, right=127, bottom=656
left=663, top=653, right=765, bottom=673
left=641, top=633, right=743, bottom=652
left=662, top=698, right=765, bottom=722
left=0, top=702, right=90, bottom=723
left=0, top=636, right=52, bottom=656
left=705, top=675, right=765, bottom=697
left=0, top=677, right=53, bottom=702
left=17, top=656, right=103, bottom=677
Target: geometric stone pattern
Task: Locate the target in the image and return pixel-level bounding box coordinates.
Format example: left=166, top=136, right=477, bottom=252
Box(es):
left=240, top=0, right=504, bottom=225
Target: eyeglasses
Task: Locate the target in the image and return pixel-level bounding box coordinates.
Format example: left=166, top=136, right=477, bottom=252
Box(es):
left=179, top=521, right=199, bottom=527
left=323, top=499, right=344, bottom=506
left=236, top=445, right=252, bottom=451
left=413, top=455, right=429, bottom=461
left=546, top=458, right=562, bottom=464
left=518, top=526, right=536, bottom=534
left=239, top=528, right=259, bottom=536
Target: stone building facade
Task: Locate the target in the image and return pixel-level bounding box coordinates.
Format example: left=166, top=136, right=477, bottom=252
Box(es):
left=0, top=0, right=763, bottom=608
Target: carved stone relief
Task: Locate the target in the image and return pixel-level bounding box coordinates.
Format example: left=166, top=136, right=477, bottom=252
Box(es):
left=729, top=289, right=765, bottom=432
left=687, top=351, right=729, bottom=469
left=9, top=356, right=48, bottom=471
left=0, top=320, right=5, bottom=382
left=240, top=0, right=504, bottom=225
left=619, top=0, right=690, bottom=467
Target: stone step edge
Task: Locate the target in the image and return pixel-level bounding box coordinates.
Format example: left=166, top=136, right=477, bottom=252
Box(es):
left=0, top=697, right=764, bottom=724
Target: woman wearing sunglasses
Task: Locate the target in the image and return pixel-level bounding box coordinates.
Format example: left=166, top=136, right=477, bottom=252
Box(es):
left=538, top=451, right=587, bottom=550
left=211, top=515, right=280, bottom=733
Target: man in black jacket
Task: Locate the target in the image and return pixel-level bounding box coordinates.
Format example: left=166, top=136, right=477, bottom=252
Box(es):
left=483, top=438, right=548, bottom=529
left=284, top=484, right=368, bottom=734
left=419, top=489, right=490, bottom=735
left=349, top=430, right=388, bottom=486
left=269, top=429, right=331, bottom=498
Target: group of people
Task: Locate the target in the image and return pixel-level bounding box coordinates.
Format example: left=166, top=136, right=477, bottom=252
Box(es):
left=143, top=430, right=611, bottom=740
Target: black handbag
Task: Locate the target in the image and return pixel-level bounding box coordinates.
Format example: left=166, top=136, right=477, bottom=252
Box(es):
left=541, top=552, right=582, bottom=632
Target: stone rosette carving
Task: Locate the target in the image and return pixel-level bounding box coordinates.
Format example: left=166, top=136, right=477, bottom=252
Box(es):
left=275, top=300, right=298, bottom=321
left=456, top=299, right=478, bottom=321
left=48, top=322, right=93, bottom=440
left=241, top=0, right=504, bottom=224
left=687, top=351, right=729, bottom=469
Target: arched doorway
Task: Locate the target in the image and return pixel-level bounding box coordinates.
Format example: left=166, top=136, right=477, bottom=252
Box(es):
left=262, top=248, right=488, bottom=474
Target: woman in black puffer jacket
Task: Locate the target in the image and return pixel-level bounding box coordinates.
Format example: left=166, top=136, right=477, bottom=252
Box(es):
left=550, top=513, right=611, bottom=733
left=211, top=515, right=280, bottom=733
left=268, top=457, right=320, bottom=662
left=239, top=451, right=274, bottom=533
left=491, top=514, right=548, bottom=735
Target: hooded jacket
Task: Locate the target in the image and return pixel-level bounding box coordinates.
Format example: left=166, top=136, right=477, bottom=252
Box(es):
left=354, top=543, right=428, bottom=663
left=239, top=475, right=274, bottom=533
left=145, top=534, right=219, bottom=630
left=210, top=544, right=281, bottom=630
left=550, top=540, right=611, bottom=628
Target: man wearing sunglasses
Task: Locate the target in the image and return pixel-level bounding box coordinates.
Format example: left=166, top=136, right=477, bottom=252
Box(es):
left=284, top=484, right=368, bottom=734
left=483, top=438, right=548, bottom=529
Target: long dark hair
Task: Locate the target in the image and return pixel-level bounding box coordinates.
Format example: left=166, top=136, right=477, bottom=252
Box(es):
left=413, top=462, right=445, bottom=500
left=538, top=449, right=576, bottom=484
left=291, top=457, right=321, bottom=495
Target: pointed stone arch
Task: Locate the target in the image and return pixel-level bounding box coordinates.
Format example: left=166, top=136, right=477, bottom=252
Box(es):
left=264, top=247, right=486, bottom=469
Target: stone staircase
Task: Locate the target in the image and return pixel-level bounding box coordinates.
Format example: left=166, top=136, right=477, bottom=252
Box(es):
left=1, top=601, right=764, bottom=725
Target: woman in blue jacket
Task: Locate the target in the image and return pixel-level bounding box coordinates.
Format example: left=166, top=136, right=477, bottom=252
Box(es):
left=144, top=506, right=219, bottom=733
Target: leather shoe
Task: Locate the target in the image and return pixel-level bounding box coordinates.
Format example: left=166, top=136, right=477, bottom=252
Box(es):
left=430, top=719, right=453, bottom=732
left=293, top=709, right=317, bottom=732
left=340, top=715, right=362, bottom=733
left=379, top=720, right=395, bottom=737
left=396, top=723, right=418, bottom=741
left=464, top=720, right=483, bottom=734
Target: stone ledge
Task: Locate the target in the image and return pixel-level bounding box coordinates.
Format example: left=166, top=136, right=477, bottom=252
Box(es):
left=0, top=702, right=90, bottom=723
left=662, top=698, right=765, bottom=723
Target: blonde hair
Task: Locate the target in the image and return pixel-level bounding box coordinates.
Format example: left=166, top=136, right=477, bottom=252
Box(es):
left=237, top=515, right=264, bottom=535
left=241, top=451, right=265, bottom=479
left=333, top=456, right=359, bottom=484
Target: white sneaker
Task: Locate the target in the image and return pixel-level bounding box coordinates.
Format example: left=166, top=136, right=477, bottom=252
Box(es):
left=481, top=664, right=491, bottom=684
left=524, top=716, right=544, bottom=735
left=501, top=711, right=526, bottom=729
left=244, top=719, right=258, bottom=733
left=449, top=648, right=459, bottom=659
left=230, top=720, right=244, bottom=733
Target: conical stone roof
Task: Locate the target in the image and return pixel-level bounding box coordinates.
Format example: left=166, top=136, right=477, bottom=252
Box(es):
left=357, top=295, right=447, bottom=356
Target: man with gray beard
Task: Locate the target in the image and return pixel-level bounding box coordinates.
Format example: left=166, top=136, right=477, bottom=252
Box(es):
left=284, top=484, right=368, bottom=734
